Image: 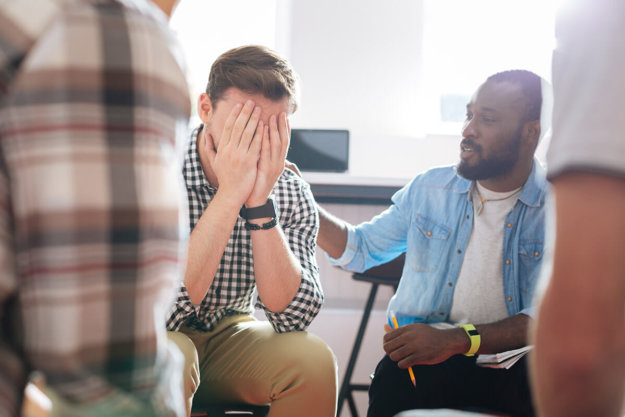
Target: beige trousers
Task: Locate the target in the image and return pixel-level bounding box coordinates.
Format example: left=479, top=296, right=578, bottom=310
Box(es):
left=168, top=315, right=338, bottom=417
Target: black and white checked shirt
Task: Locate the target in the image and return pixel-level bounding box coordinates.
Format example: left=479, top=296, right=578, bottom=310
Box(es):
left=166, top=128, right=323, bottom=333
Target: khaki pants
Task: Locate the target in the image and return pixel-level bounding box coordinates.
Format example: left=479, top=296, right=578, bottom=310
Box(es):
left=168, top=315, right=337, bottom=417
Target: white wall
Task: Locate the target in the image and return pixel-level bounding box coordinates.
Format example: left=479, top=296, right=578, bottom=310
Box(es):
left=287, top=0, right=424, bottom=135
left=281, top=0, right=554, bottom=178
left=284, top=0, right=446, bottom=178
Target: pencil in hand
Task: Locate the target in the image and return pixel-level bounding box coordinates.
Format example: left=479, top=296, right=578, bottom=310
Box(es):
left=390, top=310, right=417, bottom=387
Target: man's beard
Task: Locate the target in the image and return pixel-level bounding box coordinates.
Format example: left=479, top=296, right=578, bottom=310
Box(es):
left=456, top=133, right=522, bottom=181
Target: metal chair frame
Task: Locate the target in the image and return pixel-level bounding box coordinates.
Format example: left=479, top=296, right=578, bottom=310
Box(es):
left=337, top=255, right=404, bottom=417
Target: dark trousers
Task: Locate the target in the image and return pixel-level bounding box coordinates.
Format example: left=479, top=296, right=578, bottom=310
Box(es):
left=367, top=355, right=535, bottom=417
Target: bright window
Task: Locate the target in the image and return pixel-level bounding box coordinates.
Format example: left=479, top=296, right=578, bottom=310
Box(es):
left=421, top=0, right=560, bottom=135
left=170, top=0, right=279, bottom=121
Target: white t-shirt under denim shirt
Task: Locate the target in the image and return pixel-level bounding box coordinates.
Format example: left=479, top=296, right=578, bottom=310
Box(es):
left=450, top=182, right=522, bottom=325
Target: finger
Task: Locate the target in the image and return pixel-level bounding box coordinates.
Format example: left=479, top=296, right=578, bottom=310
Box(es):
left=384, top=339, right=405, bottom=357
left=398, top=353, right=418, bottom=369
left=383, top=340, right=403, bottom=360
left=231, top=100, right=256, bottom=147
left=259, top=124, right=270, bottom=161
left=248, top=119, right=264, bottom=157
left=388, top=344, right=412, bottom=365
left=268, top=115, right=280, bottom=162
left=383, top=323, right=393, bottom=334
left=286, top=116, right=291, bottom=138
left=277, top=112, right=290, bottom=161
left=239, top=105, right=261, bottom=150
left=382, top=326, right=402, bottom=343
left=219, top=103, right=243, bottom=149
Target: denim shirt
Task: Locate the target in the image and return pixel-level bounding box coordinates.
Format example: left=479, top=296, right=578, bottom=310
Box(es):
left=330, top=160, right=548, bottom=327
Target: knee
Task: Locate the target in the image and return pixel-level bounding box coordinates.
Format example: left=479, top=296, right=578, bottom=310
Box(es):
left=167, top=331, right=200, bottom=398
left=286, top=332, right=337, bottom=385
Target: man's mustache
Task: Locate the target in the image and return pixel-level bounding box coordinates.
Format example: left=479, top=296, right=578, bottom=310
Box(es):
left=460, top=139, right=482, bottom=153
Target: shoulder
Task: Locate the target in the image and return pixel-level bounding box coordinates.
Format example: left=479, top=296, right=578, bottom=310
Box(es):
left=276, top=168, right=313, bottom=195
left=405, top=165, right=469, bottom=193
left=70, top=0, right=190, bottom=111
left=391, top=165, right=468, bottom=210
left=519, top=160, right=550, bottom=209
left=273, top=168, right=316, bottom=215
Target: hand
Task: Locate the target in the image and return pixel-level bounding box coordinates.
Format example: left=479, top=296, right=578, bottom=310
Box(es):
left=383, top=323, right=467, bottom=367
left=245, top=112, right=290, bottom=208
left=203, top=100, right=264, bottom=208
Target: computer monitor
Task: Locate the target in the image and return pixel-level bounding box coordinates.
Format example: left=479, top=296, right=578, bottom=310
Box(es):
left=287, top=129, right=349, bottom=173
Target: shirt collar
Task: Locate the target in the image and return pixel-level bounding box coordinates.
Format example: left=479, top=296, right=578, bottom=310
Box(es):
left=183, top=126, right=213, bottom=190
left=518, top=158, right=548, bottom=208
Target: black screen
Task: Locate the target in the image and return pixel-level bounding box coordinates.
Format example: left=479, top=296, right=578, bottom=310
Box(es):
left=287, top=129, right=349, bottom=172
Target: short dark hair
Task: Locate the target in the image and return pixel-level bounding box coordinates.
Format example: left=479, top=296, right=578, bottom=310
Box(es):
left=206, top=45, right=298, bottom=113
left=487, top=70, right=542, bottom=122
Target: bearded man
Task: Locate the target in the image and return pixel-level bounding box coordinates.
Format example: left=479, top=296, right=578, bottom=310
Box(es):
left=315, top=70, right=548, bottom=417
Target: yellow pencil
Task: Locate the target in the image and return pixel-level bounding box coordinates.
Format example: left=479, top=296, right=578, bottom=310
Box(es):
left=390, top=310, right=416, bottom=387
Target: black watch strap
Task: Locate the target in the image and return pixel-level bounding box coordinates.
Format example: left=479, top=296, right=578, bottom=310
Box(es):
left=244, top=218, right=278, bottom=231
left=239, top=198, right=276, bottom=220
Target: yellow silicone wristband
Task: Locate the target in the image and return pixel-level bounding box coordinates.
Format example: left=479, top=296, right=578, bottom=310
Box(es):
left=460, top=324, right=481, bottom=356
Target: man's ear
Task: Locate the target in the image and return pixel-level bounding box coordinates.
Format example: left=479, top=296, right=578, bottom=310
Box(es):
left=523, top=120, right=541, bottom=148
left=197, top=93, right=214, bottom=123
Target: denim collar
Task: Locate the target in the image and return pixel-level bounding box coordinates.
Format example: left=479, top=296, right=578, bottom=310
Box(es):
left=453, top=158, right=547, bottom=208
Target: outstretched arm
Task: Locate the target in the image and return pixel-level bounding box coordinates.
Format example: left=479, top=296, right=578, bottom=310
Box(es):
left=531, top=173, right=625, bottom=417
left=316, top=204, right=349, bottom=259
left=284, top=161, right=350, bottom=258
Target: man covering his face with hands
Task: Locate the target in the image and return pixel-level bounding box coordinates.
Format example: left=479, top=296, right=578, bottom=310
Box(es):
left=166, top=45, right=337, bottom=417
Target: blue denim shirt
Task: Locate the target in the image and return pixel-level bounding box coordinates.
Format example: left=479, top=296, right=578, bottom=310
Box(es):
left=330, top=160, right=548, bottom=327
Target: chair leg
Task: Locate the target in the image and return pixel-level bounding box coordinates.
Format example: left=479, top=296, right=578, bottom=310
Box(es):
left=346, top=391, right=359, bottom=417
left=337, top=283, right=379, bottom=417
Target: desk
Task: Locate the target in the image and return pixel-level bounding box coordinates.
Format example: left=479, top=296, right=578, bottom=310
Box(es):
left=301, top=172, right=409, bottom=205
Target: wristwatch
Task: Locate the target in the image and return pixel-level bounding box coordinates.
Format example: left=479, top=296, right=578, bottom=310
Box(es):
left=460, top=324, right=481, bottom=356
left=239, top=198, right=277, bottom=220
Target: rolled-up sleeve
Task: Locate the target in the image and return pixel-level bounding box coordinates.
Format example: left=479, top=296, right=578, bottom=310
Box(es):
left=166, top=283, right=196, bottom=331
left=328, top=181, right=413, bottom=273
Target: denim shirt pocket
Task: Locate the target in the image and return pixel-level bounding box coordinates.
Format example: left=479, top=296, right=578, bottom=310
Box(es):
left=408, top=214, right=452, bottom=272
left=518, top=240, right=544, bottom=297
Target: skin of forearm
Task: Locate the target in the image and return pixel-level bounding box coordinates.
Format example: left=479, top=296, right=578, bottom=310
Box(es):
left=316, top=204, right=349, bottom=259
left=533, top=285, right=625, bottom=417
left=473, top=313, right=530, bottom=354
left=442, top=314, right=530, bottom=357
left=250, top=224, right=303, bottom=312
left=183, top=192, right=241, bottom=305
left=531, top=173, right=625, bottom=417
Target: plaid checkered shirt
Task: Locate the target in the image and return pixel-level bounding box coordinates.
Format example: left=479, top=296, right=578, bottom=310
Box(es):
left=166, top=129, right=323, bottom=334
left=0, top=0, right=190, bottom=415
